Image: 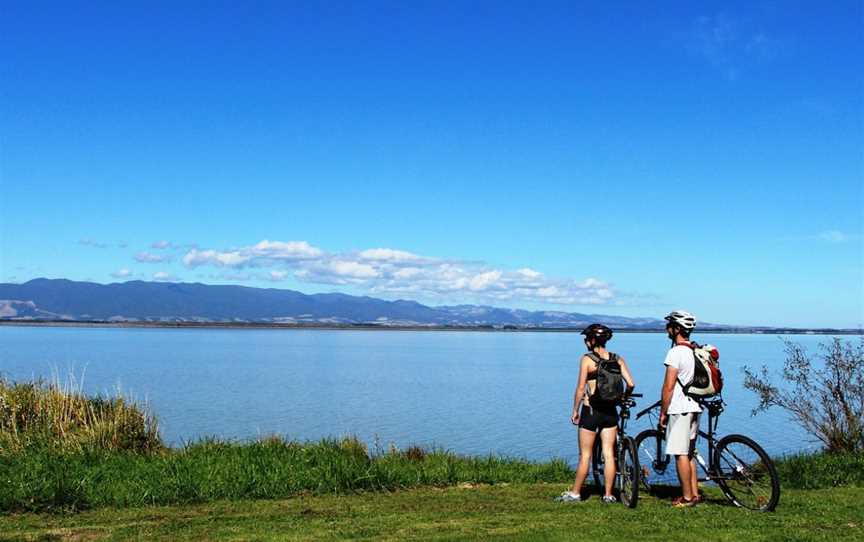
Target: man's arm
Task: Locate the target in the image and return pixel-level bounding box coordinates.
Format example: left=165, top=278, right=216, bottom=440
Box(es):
left=659, top=365, right=678, bottom=427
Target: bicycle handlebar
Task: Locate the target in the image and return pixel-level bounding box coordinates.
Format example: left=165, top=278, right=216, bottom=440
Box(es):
left=635, top=399, right=662, bottom=419
left=633, top=397, right=724, bottom=420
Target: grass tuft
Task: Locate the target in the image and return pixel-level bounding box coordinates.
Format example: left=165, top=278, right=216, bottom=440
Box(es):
left=774, top=450, right=864, bottom=489
left=0, top=375, right=162, bottom=455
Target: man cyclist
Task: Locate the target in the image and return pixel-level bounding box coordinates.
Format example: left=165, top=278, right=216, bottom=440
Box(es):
left=659, top=310, right=701, bottom=508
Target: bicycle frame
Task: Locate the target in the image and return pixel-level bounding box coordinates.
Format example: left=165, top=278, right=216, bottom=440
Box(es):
left=600, top=394, right=642, bottom=484
left=636, top=398, right=727, bottom=483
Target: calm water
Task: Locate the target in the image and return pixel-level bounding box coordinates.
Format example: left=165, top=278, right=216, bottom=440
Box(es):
left=0, top=326, right=834, bottom=461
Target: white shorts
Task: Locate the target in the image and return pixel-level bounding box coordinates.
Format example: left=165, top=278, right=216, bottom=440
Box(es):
left=665, top=412, right=700, bottom=456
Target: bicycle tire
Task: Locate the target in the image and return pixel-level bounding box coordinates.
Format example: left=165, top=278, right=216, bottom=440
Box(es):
left=633, top=429, right=677, bottom=493
left=591, top=436, right=604, bottom=490
left=712, top=434, right=780, bottom=512
left=619, top=436, right=640, bottom=508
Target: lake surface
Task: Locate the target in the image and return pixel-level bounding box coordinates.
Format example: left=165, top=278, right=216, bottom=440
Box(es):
left=0, top=326, right=836, bottom=461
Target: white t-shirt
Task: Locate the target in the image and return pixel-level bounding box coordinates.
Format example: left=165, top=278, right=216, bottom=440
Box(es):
left=664, top=344, right=702, bottom=414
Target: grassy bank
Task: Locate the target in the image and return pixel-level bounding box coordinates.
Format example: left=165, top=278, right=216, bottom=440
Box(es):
left=0, top=438, right=571, bottom=513
left=2, top=376, right=862, bottom=521
left=774, top=450, right=864, bottom=489
left=2, top=484, right=862, bottom=542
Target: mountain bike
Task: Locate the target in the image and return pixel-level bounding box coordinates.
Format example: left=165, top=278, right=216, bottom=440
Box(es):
left=634, top=398, right=780, bottom=511
left=590, top=393, right=642, bottom=508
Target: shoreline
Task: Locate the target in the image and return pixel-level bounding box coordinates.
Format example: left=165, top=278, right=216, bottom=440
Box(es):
left=0, top=319, right=860, bottom=334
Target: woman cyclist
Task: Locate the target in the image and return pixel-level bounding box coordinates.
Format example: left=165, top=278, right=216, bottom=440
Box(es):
left=558, top=324, right=635, bottom=503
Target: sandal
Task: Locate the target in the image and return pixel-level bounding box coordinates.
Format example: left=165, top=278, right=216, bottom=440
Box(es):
left=671, top=496, right=697, bottom=508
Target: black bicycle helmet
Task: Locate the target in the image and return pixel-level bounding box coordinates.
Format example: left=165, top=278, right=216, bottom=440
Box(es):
left=580, top=323, right=613, bottom=342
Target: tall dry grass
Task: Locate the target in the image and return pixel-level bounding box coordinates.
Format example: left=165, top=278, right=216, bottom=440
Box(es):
left=0, top=374, right=162, bottom=454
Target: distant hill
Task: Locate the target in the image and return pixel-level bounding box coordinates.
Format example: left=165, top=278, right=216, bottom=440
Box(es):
left=0, top=278, right=685, bottom=329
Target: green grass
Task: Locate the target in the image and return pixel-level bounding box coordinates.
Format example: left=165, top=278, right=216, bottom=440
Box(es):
left=774, top=451, right=864, bottom=489
left=0, top=376, right=160, bottom=454
left=0, top=438, right=572, bottom=513
left=3, top=375, right=862, bottom=540
left=1, top=484, right=862, bottom=541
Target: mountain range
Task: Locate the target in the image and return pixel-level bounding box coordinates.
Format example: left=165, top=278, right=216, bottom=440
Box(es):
left=0, top=278, right=687, bottom=329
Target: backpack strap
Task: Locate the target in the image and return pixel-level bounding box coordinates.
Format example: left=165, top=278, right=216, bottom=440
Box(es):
left=586, top=352, right=617, bottom=365
left=674, top=344, right=696, bottom=395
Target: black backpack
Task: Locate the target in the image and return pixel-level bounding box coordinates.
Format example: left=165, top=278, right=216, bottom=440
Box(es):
left=587, top=352, right=625, bottom=404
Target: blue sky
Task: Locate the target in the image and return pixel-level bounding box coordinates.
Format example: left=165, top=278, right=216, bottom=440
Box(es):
left=1, top=1, right=862, bottom=328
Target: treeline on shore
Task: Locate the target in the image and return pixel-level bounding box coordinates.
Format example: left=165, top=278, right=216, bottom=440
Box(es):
left=1, top=377, right=861, bottom=513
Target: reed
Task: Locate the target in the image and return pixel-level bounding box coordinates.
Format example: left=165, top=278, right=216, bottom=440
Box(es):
left=0, top=375, right=162, bottom=454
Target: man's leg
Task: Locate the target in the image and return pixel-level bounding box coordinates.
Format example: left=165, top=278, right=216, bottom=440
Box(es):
left=688, top=413, right=700, bottom=498
left=689, top=456, right=699, bottom=497
left=666, top=413, right=696, bottom=501
left=675, top=454, right=695, bottom=501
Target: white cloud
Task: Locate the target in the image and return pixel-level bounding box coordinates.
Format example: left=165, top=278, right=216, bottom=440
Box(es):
left=182, top=240, right=322, bottom=269
left=153, top=271, right=177, bottom=282
left=469, top=270, right=502, bottom=291
left=111, top=268, right=132, bottom=279
left=816, top=230, right=853, bottom=243
left=135, top=252, right=171, bottom=263
left=80, top=238, right=126, bottom=249
left=690, top=14, right=780, bottom=81
left=518, top=268, right=542, bottom=278
left=358, top=248, right=425, bottom=263
left=180, top=239, right=619, bottom=306
left=268, top=271, right=288, bottom=282
left=151, top=240, right=172, bottom=249
left=252, top=240, right=323, bottom=259
left=328, top=260, right=379, bottom=278
left=182, top=249, right=249, bottom=267
left=785, top=230, right=860, bottom=244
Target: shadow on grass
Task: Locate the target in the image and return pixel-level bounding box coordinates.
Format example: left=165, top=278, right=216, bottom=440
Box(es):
left=641, top=483, right=738, bottom=507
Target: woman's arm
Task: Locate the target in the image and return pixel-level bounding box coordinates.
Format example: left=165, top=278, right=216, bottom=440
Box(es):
left=618, top=356, right=636, bottom=391
left=571, top=356, right=591, bottom=425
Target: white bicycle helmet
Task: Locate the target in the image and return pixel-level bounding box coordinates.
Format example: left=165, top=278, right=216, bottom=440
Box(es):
left=664, top=310, right=696, bottom=330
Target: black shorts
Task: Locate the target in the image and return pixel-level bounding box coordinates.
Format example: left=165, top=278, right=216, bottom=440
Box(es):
left=579, top=404, right=618, bottom=432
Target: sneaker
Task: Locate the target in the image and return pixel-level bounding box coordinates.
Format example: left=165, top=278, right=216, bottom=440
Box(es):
left=554, top=491, right=582, bottom=503
left=601, top=495, right=617, bottom=504
left=671, top=496, right=696, bottom=508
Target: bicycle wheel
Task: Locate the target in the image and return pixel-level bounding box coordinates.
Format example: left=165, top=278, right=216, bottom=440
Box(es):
left=634, top=429, right=677, bottom=493
left=591, top=436, right=605, bottom=490
left=619, top=436, right=639, bottom=508
left=712, top=434, right=780, bottom=511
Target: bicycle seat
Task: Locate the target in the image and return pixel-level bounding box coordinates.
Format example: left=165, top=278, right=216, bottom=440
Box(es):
left=701, top=399, right=725, bottom=416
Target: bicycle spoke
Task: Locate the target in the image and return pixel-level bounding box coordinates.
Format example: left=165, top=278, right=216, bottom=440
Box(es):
left=635, top=430, right=677, bottom=491
left=714, top=438, right=779, bottom=510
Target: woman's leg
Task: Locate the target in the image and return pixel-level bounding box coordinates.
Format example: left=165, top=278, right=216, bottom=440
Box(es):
left=600, top=426, right=618, bottom=497
left=571, top=428, right=596, bottom=494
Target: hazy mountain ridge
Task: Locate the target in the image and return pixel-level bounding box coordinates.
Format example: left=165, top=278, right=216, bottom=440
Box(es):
left=0, top=278, right=680, bottom=329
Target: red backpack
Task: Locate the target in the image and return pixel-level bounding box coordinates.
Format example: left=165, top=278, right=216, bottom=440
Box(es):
left=680, top=342, right=723, bottom=398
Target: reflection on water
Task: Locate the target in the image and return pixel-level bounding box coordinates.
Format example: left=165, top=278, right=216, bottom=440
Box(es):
left=0, top=326, right=832, bottom=461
